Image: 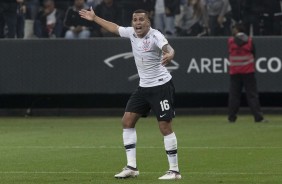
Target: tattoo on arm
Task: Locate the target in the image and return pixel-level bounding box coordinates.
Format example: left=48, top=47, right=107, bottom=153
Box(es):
left=162, top=44, right=174, bottom=54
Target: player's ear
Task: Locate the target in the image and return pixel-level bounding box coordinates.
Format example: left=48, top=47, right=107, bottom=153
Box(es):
left=147, top=19, right=151, bottom=26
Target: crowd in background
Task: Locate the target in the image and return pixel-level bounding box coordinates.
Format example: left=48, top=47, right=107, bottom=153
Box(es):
left=0, top=0, right=282, bottom=39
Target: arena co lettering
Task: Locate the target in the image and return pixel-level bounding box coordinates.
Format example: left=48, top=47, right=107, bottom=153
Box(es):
left=187, top=58, right=229, bottom=73
left=256, top=57, right=282, bottom=73
left=187, top=57, right=282, bottom=73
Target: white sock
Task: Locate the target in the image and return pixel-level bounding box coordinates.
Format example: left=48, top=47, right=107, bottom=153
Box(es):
left=164, top=132, right=179, bottom=172
left=123, top=128, right=137, bottom=168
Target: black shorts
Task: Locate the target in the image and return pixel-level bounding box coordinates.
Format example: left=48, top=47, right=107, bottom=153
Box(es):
left=125, top=80, right=175, bottom=121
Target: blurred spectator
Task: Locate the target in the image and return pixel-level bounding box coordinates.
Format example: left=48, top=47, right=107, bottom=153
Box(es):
left=229, top=0, right=242, bottom=23
left=176, top=0, right=208, bottom=36
left=94, top=0, right=121, bottom=37
left=175, top=0, right=188, bottom=28
left=54, top=0, right=73, bottom=13
left=152, top=0, right=181, bottom=36
left=260, top=0, right=282, bottom=35
left=25, top=0, right=40, bottom=20
left=22, top=0, right=40, bottom=39
left=0, top=0, right=18, bottom=38
left=137, top=0, right=155, bottom=22
left=16, top=0, right=26, bottom=38
left=33, top=0, right=64, bottom=38
left=205, top=0, right=232, bottom=36
left=138, top=0, right=155, bottom=11
left=241, top=0, right=264, bottom=36
left=113, top=0, right=132, bottom=26
left=116, top=0, right=153, bottom=26
left=64, top=0, right=92, bottom=39
left=86, top=0, right=103, bottom=9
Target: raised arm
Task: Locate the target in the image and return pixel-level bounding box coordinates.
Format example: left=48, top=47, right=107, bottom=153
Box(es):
left=161, top=44, right=175, bottom=66
left=79, top=7, right=119, bottom=35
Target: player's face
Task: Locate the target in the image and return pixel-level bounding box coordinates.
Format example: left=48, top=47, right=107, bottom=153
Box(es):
left=132, top=13, right=150, bottom=38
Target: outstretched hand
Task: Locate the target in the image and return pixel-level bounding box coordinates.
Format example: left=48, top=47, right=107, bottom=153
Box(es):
left=79, top=6, right=96, bottom=21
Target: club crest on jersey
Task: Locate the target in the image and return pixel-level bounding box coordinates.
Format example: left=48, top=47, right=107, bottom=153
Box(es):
left=142, top=36, right=151, bottom=51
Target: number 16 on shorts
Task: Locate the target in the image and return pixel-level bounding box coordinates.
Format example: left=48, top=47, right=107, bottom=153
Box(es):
left=160, top=100, right=170, bottom=111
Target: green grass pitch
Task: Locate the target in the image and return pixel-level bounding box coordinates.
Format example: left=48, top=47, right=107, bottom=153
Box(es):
left=0, top=115, right=281, bottom=184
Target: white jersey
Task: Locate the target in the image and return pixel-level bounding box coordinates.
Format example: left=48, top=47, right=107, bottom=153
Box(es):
left=118, top=27, right=172, bottom=87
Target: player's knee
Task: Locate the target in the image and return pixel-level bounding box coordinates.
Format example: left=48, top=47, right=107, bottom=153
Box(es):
left=122, top=116, right=135, bottom=128
left=122, top=112, right=140, bottom=128
left=160, top=128, right=173, bottom=136
left=159, top=121, right=173, bottom=136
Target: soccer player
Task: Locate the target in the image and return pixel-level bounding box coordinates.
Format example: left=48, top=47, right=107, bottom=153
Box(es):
left=79, top=7, right=181, bottom=180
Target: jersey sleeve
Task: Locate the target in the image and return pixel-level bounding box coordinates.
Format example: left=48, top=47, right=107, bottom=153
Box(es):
left=118, top=26, right=131, bottom=38
left=153, top=30, right=169, bottom=50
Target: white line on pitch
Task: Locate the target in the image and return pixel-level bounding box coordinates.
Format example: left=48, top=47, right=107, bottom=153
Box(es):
left=0, top=146, right=281, bottom=149
left=0, top=171, right=281, bottom=175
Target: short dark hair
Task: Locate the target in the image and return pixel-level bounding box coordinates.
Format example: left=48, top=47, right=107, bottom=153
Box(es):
left=133, top=9, right=150, bottom=19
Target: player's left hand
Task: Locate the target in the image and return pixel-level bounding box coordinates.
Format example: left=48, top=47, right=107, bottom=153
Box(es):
left=161, top=51, right=173, bottom=66
left=79, top=6, right=96, bottom=21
